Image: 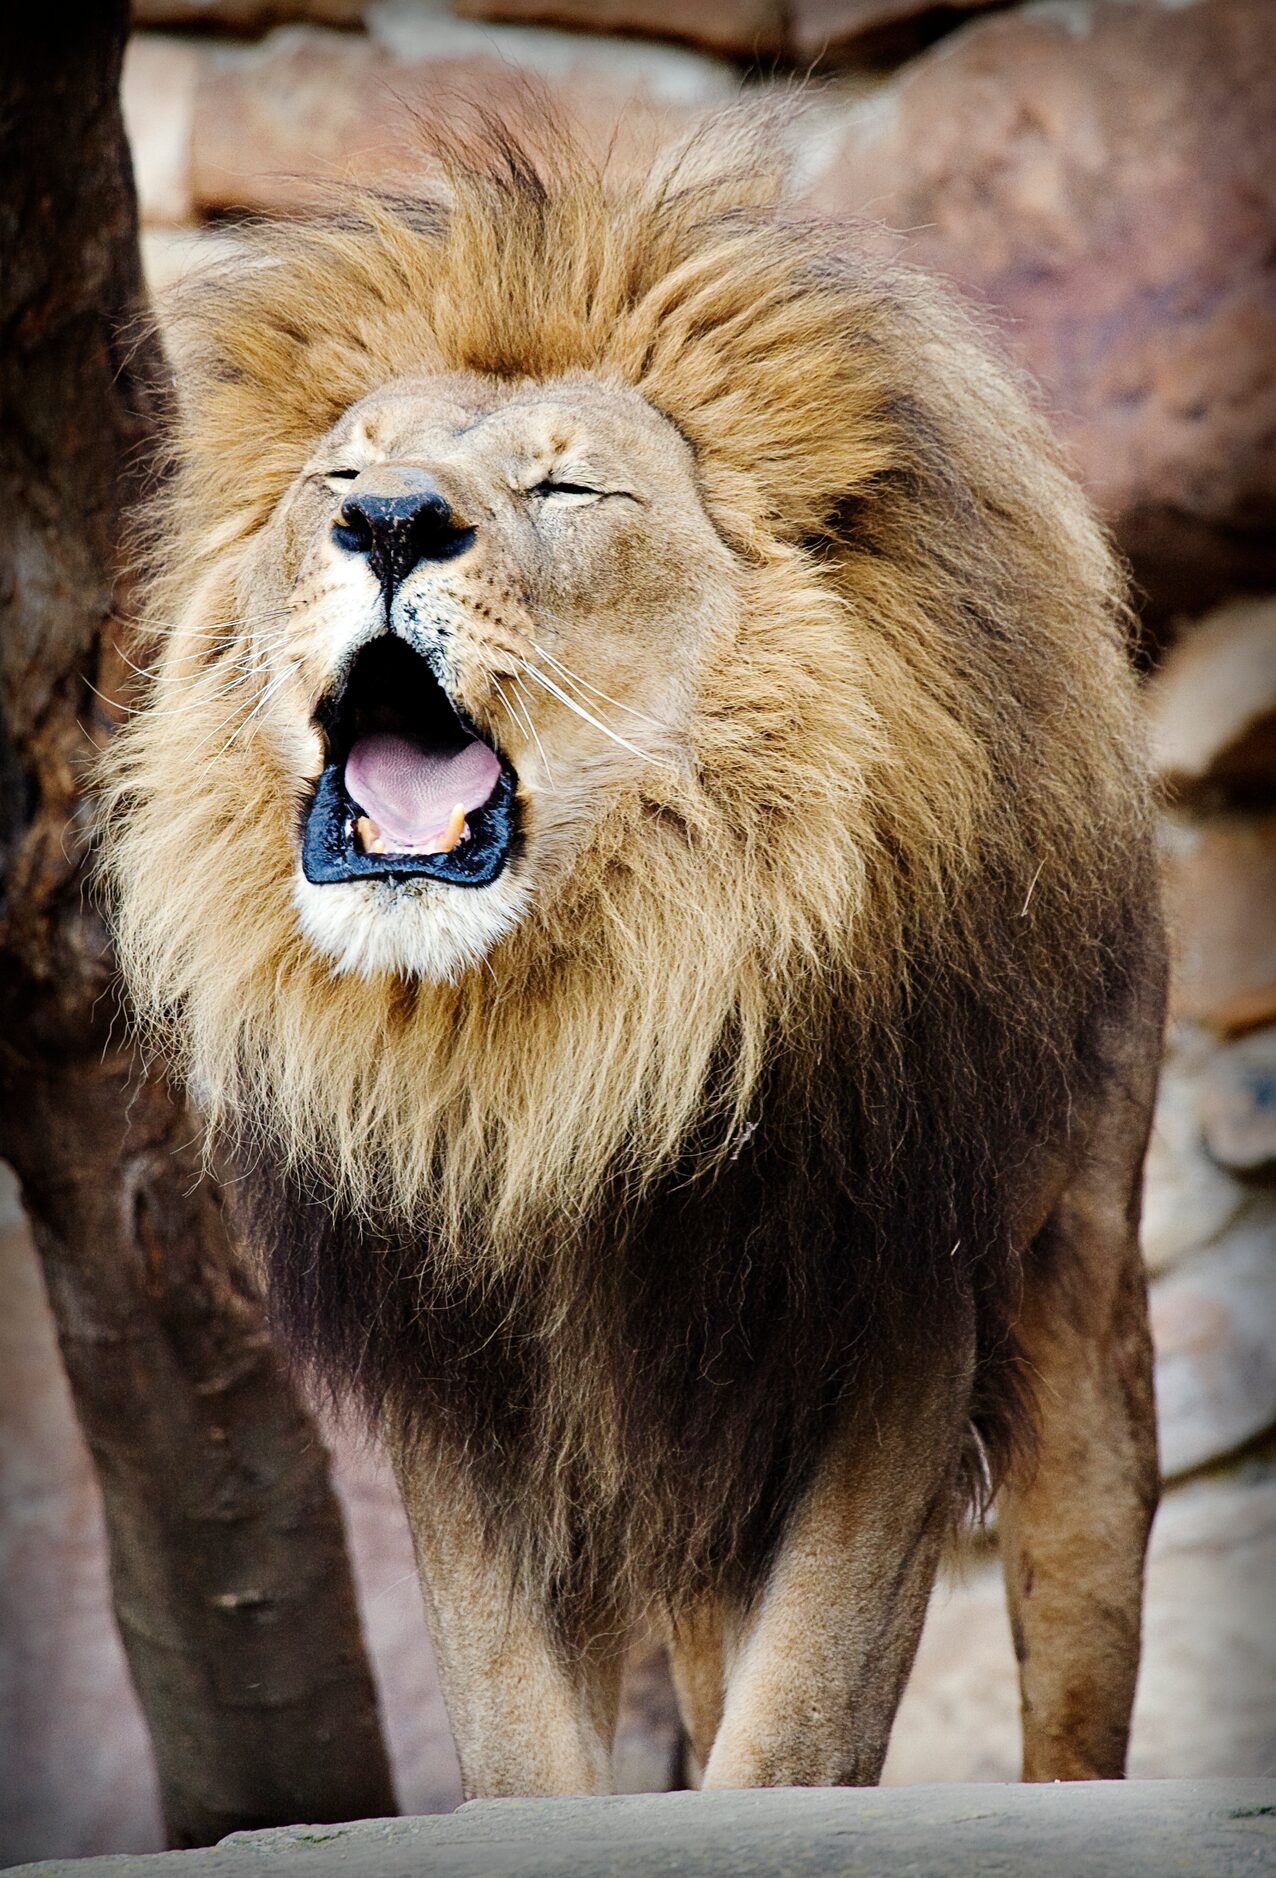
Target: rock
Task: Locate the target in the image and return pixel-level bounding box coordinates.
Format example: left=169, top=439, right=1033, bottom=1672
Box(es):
left=121, top=36, right=199, bottom=227
left=453, top=0, right=999, bottom=61
left=190, top=30, right=395, bottom=218
left=1161, top=812, right=1276, bottom=1037
left=1148, top=597, right=1276, bottom=808
left=1199, top=1028, right=1276, bottom=1175
left=452, top=0, right=788, bottom=60
left=185, top=18, right=732, bottom=218
left=1150, top=1202, right=1276, bottom=1479
left=786, top=0, right=1001, bottom=61
left=8, top=1781, right=1275, bottom=1878
left=883, top=1536, right=1020, bottom=1784
left=1141, top=1024, right=1247, bottom=1275
left=803, top=0, right=1276, bottom=624
left=368, top=0, right=736, bottom=103
left=1129, top=1456, right=1276, bottom=1780
left=132, top=0, right=370, bottom=24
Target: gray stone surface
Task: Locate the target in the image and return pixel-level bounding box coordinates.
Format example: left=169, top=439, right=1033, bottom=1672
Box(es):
left=1151, top=1206, right=1276, bottom=1479
left=7, top=1782, right=1274, bottom=1878
left=1141, top=1024, right=1248, bottom=1275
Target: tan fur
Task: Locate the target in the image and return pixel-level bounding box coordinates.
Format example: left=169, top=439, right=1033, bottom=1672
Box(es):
left=101, top=119, right=1136, bottom=1268
left=98, top=116, right=1163, bottom=1791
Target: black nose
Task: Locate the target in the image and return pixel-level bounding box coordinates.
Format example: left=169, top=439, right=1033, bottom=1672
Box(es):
left=335, top=470, right=475, bottom=593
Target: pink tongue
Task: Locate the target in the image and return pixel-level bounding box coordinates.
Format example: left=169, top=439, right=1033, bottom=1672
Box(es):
left=345, top=731, right=501, bottom=850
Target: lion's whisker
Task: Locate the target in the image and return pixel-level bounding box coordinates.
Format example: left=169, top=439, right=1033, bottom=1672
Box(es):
left=140, top=607, right=292, bottom=639
left=86, top=669, right=266, bottom=722
left=494, top=675, right=555, bottom=789
left=509, top=674, right=557, bottom=789
left=529, top=641, right=664, bottom=732
left=491, top=673, right=531, bottom=750
left=519, top=662, right=666, bottom=768
left=101, top=652, right=283, bottom=721
left=201, top=663, right=299, bottom=769
left=186, top=662, right=297, bottom=761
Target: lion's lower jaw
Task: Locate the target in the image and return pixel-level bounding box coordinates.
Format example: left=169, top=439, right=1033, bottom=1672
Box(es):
left=293, top=867, right=529, bottom=980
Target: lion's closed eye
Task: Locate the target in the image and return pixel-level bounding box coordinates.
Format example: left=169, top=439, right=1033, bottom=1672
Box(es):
left=531, top=478, right=607, bottom=500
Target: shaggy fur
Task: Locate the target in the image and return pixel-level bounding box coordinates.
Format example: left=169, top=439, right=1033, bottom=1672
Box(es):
left=100, top=117, right=1159, bottom=1633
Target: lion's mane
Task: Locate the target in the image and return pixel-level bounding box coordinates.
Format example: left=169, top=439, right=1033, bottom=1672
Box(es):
left=102, top=118, right=1158, bottom=1624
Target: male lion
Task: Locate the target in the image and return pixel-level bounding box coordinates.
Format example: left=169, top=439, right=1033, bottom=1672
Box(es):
left=102, top=123, right=1165, bottom=1796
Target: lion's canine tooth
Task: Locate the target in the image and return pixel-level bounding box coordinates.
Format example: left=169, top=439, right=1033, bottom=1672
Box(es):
left=437, top=802, right=467, bottom=854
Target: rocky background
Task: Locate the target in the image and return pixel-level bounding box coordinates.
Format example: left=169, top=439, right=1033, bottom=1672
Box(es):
left=3, top=0, right=1275, bottom=1858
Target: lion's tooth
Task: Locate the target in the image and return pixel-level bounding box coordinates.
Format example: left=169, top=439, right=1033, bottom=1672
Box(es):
left=357, top=805, right=468, bottom=857
left=355, top=814, right=386, bottom=855
left=438, top=802, right=467, bottom=854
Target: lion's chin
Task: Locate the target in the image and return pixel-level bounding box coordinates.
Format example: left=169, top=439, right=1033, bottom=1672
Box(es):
left=292, top=867, right=530, bottom=981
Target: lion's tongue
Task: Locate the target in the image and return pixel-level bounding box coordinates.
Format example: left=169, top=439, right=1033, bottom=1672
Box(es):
left=345, top=731, right=501, bottom=851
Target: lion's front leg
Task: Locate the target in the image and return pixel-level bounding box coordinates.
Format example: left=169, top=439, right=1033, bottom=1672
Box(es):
left=701, top=1335, right=975, bottom=1789
left=392, top=1443, right=623, bottom=1799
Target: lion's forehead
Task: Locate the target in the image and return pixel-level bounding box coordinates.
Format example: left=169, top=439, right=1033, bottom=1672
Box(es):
left=321, top=372, right=680, bottom=486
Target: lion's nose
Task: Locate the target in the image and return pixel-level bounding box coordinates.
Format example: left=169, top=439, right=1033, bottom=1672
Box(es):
left=335, top=466, right=475, bottom=594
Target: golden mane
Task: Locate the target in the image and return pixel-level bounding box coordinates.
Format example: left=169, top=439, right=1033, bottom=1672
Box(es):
left=101, top=115, right=1145, bottom=1292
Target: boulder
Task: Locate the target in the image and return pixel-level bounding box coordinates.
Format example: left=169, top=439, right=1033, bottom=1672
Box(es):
left=1199, top=1028, right=1276, bottom=1175
left=453, top=0, right=999, bottom=62
left=1148, top=597, right=1276, bottom=808
left=1161, top=813, right=1276, bottom=1037
left=1141, top=1024, right=1247, bottom=1275
left=132, top=0, right=369, bottom=24
left=185, top=17, right=732, bottom=217
left=1150, top=1202, right=1276, bottom=1478
left=804, top=0, right=1276, bottom=624
left=11, top=1780, right=1276, bottom=1878
left=1128, top=1458, right=1276, bottom=1779
left=453, top=0, right=788, bottom=60
left=121, top=36, right=200, bottom=227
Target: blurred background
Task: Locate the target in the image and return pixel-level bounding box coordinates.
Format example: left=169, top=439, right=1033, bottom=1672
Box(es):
left=2, top=0, right=1274, bottom=1859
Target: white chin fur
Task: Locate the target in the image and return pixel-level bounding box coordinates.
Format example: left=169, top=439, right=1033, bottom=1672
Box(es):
left=293, top=867, right=529, bottom=981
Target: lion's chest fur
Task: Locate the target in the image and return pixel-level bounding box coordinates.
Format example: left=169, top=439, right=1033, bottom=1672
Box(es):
left=233, top=951, right=1106, bottom=1631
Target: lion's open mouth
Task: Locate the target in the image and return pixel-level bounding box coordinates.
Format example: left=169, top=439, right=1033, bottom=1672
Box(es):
left=301, top=634, right=519, bottom=888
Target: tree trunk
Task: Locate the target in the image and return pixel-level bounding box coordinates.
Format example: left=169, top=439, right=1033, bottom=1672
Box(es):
left=0, top=10, right=396, bottom=1848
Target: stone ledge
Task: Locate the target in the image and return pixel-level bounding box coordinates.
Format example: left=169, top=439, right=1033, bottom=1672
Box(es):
left=9, top=1780, right=1274, bottom=1877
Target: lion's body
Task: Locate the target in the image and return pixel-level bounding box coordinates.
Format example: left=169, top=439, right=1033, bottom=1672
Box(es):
left=102, top=119, right=1164, bottom=1792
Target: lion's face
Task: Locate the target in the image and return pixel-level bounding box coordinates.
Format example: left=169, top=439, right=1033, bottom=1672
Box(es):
left=244, top=371, right=737, bottom=979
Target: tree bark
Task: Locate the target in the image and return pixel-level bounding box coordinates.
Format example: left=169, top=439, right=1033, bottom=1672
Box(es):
left=0, top=10, right=396, bottom=1848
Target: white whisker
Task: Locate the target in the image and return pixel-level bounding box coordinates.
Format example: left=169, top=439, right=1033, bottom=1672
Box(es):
left=140, top=607, right=292, bottom=639
left=494, top=676, right=555, bottom=790
left=509, top=674, right=557, bottom=789
left=519, top=662, right=668, bottom=768
left=529, top=640, right=665, bottom=731
left=200, top=663, right=299, bottom=771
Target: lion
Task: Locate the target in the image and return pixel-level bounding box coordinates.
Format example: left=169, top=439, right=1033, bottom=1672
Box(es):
left=101, top=118, right=1165, bottom=1797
